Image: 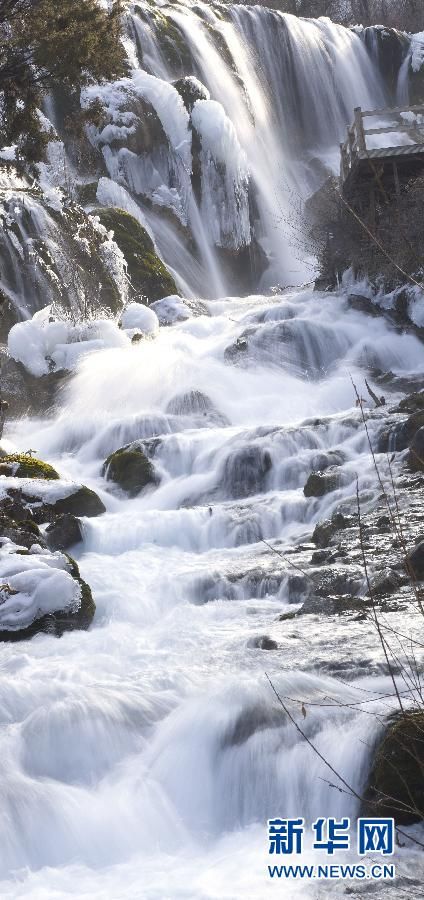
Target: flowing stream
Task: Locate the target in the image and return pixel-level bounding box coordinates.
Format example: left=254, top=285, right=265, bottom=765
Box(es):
left=1, top=3, right=424, bottom=898
left=2, top=288, right=424, bottom=897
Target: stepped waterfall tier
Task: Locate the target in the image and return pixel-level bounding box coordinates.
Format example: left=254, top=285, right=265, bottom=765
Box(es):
left=0, top=2, right=423, bottom=898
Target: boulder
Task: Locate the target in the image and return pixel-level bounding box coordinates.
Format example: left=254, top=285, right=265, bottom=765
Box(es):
left=362, top=711, right=424, bottom=824
left=53, top=486, right=106, bottom=518
left=173, top=76, right=209, bottom=112
left=45, top=514, right=83, bottom=551
left=347, top=294, right=379, bottom=316
left=379, top=410, right=424, bottom=454
left=304, top=468, right=344, bottom=498
left=222, top=446, right=272, bottom=500
left=409, top=426, right=424, bottom=472
left=3, top=486, right=103, bottom=523
left=0, top=453, right=59, bottom=480
left=0, top=540, right=95, bottom=642
left=397, top=391, right=424, bottom=414
left=312, top=512, right=353, bottom=548
left=247, top=635, right=279, bottom=650
left=166, top=390, right=230, bottom=426
left=96, top=208, right=178, bottom=303
left=103, top=444, right=159, bottom=497
left=0, top=349, right=68, bottom=418
left=0, top=514, right=46, bottom=549
left=404, top=540, right=424, bottom=579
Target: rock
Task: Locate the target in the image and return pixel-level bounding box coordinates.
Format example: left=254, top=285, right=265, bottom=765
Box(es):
left=0, top=543, right=95, bottom=642
left=362, top=27, right=409, bottom=96
left=0, top=514, right=46, bottom=549
left=52, top=486, right=106, bottom=519
left=379, top=410, right=424, bottom=454
left=247, top=635, right=279, bottom=650
left=119, top=302, right=159, bottom=336
left=0, top=482, right=105, bottom=523
left=347, top=294, right=379, bottom=316
left=404, top=540, right=424, bottom=579
left=304, top=468, right=344, bottom=498
left=0, top=349, right=68, bottom=418
left=398, top=391, right=424, bottom=414
left=409, top=426, right=424, bottom=472
left=167, top=390, right=215, bottom=416
left=96, top=208, right=178, bottom=303
left=369, top=568, right=403, bottom=596
left=173, top=76, right=209, bottom=112
left=312, top=512, right=353, bottom=548
left=362, top=711, right=424, bottom=824
left=222, top=704, right=283, bottom=748
left=103, top=445, right=159, bottom=497
left=222, top=446, right=272, bottom=500
left=45, top=514, right=83, bottom=551
left=0, top=453, right=60, bottom=480
left=151, top=295, right=192, bottom=325
left=166, top=390, right=230, bottom=426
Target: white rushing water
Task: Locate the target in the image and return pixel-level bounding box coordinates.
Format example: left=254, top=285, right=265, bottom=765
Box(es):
left=2, top=287, right=424, bottom=898
left=80, top=1, right=390, bottom=296
left=1, top=3, right=423, bottom=897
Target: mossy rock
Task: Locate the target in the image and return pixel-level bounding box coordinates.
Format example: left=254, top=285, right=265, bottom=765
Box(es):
left=103, top=445, right=159, bottom=497
left=76, top=181, right=99, bottom=206
left=53, top=486, right=106, bottom=518
left=97, top=207, right=178, bottom=302
left=362, top=711, right=424, bottom=824
left=0, top=514, right=45, bottom=549
left=0, top=553, right=95, bottom=642
left=152, top=11, right=192, bottom=72
left=173, top=76, right=209, bottom=112
left=0, top=454, right=60, bottom=480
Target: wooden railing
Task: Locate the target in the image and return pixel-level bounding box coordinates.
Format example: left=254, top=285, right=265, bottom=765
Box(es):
left=340, top=104, right=424, bottom=182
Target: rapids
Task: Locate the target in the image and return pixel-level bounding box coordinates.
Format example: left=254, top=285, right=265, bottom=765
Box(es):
left=1, top=2, right=423, bottom=897
left=1, top=288, right=424, bottom=897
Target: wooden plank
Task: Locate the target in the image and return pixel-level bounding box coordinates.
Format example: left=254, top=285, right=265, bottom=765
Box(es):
left=357, top=143, right=424, bottom=159
left=361, top=103, right=424, bottom=117
left=364, top=124, right=424, bottom=137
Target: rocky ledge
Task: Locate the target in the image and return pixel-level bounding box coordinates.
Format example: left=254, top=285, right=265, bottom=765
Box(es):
left=0, top=453, right=104, bottom=641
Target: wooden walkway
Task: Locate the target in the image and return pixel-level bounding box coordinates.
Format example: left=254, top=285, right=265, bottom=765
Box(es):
left=340, top=104, right=424, bottom=201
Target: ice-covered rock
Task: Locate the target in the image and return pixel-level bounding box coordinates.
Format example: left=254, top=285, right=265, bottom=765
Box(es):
left=119, top=302, right=159, bottom=335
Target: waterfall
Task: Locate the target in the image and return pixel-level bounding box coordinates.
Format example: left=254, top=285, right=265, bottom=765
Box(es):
left=1, top=6, right=423, bottom=897
left=80, top=2, right=389, bottom=297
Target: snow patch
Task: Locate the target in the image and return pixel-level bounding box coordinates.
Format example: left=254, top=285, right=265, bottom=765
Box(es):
left=8, top=307, right=130, bottom=376
left=119, top=302, right=159, bottom=335
left=0, top=538, right=81, bottom=631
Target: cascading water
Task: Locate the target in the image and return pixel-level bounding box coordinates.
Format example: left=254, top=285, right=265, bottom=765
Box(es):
left=81, top=2, right=390, bottom=296
left=2, top=286, right=424, bottom=897
left=1, top=4, right=423, bottom=899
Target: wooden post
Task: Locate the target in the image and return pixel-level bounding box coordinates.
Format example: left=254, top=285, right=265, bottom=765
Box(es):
left=392, top=160, right=401, bottom=203
left=369, top=186, right=376, bottom=233
left=340, top=142, right=349, bottom=182
left=354, top=107, right=366, bottom=153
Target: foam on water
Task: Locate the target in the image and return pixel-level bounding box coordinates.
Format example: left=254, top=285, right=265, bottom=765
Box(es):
left=2, top=287, right=424, bottom=897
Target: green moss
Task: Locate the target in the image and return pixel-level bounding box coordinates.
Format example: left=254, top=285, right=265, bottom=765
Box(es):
left=103, top=445, right=158, bottom=497
left=0, top=454, right=60, bottom=480
left=152, top=11, right=192, bottom=72
left=97, top=207, right=178, bottom=302
left=53, top=486, right=106, bottom=518
left=363, top=711, right=424, bottom=824
left=76, top=181, right=99, bottom=206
